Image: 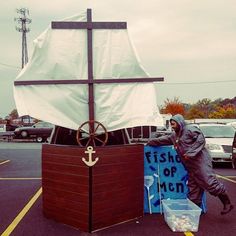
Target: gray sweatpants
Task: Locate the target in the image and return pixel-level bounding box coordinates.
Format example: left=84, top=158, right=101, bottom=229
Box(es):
left=187, top=165, right=226, bottom=205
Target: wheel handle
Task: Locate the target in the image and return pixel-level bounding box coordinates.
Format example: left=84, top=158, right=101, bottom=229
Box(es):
left=76, top=120, right=108, bottom=147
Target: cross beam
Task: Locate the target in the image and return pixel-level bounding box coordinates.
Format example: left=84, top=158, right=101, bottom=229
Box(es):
left=51, top=21, right=127, bottom=30
left=14, top=78, right=164, bottom=85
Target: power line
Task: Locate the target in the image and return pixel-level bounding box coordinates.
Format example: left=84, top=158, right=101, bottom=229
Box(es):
left=0, top=62, right=21, bottom=69
left=159, top=80, right=236, bottom=85
left=0, top=62, right=235, bottom=85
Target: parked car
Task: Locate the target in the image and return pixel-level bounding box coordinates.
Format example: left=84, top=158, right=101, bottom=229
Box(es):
left=227, top=121, right=236, bottom=130
left=196, top=123, right=235, bottom=167
left=14, top=121, right=54, bottom=143
left=124, top=126, right=171, bottom=144
left=0, top=123, right=19, bottom=132
left=232, top=131, right=236, bottom=169
left=6, top=123, right=19, bottom=131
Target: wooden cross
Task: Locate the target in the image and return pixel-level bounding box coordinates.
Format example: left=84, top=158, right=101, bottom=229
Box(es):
left=14, top=9, right=164, bottom=232
left=15, top=8, right=164, bottom=130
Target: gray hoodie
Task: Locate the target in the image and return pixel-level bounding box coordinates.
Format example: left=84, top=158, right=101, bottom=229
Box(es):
left=147, top=114, right=211, bottom=171
left=147, top=114, right=226, bottom=198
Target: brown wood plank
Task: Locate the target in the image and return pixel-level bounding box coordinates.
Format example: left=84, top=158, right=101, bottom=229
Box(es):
left=93, top=177, right=143, bottom=194
left=93, top=159, right=143, bottom=175
left=93, top=185, right=143, bottom=201
left=93, top=157, right=143, bottom=168
left=43, top=208, right=89, bottom=231
left=42, top=162, right=88, bottom=176
left=42, top=171, right=89, bottom=185
left=93, top=167, right=143, bottom=184
left=92, top=176, right=143, bottom=187
left=93, top=202, right=143, bottom=219
left=96, top=145, right=143, bottom=157
left=43, top=196, right=88, bottom=214
left=94, top=153, right=143, bottom=165
left=43, top=187, right=88, bottom=203
left=42, top=144, right=86, bottom=157
left=42, top=178, right=89, bottom=194
left=93, top=175, right=143, bottom=188
left=92, top=188, right=143, bottom=212
left=42, top=153, right=86, bottom=167
left=94, top=144, right=144, bottom=156
left=93, top=200, right=143, bottom=220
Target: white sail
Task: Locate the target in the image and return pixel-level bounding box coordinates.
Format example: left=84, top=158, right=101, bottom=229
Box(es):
left=14, top=12, right=163, bottom=131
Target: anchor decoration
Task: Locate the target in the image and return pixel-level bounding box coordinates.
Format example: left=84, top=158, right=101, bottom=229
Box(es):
left=82, top=146, right=99, bottom=167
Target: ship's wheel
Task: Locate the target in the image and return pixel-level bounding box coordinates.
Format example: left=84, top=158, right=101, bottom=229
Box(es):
left=76, top=120, right=108, bottom=147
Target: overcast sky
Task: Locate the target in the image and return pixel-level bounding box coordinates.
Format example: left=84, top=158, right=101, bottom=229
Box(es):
left=0, top=0, right=236, bottom=118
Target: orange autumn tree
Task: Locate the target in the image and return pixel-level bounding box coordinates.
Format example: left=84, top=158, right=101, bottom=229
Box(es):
left=185, top=105, right=205, bottom=119
left=161, top=97, right=185, bottom=116
left=208, top=104, right=236, bottom=118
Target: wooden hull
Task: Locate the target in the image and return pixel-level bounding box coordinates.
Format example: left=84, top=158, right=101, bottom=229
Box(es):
left=42, top=144, right=144, bottom=232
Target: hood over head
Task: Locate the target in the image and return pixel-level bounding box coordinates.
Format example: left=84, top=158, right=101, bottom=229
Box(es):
left=170, top=114, right=186, bottom=133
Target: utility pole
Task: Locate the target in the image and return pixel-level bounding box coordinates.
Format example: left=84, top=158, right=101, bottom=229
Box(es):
left=14, top=8, right=31, bottom=69
left=14, top=8, right=32, bottom=125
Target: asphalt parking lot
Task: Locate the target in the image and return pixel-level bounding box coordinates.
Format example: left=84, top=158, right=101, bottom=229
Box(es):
left=0, top=142, right=236, bottom=236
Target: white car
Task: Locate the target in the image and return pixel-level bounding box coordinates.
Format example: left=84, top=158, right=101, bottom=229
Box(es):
left=232, top=132, right=236, bottom=169
left=197, top=123, right=235, bottom=167
left=227, top=121, right=236, bottom=130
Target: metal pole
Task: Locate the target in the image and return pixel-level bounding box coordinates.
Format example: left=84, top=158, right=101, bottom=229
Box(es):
left=15, top=8, right=31, bottom=69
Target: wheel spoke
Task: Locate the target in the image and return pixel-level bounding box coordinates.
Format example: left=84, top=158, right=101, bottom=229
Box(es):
left=94, top=136, right=105, bottom=144
left=79, top=137, right=90, bottom=141
left=94, top=123, right=101, bottom=133
left=92, top=137, right=96, bottom=146
left=86, top=137, right=92, bottom=147
left=82, top=130, right=90, bottom=135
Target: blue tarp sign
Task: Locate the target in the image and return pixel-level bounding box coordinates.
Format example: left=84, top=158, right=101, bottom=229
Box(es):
left=144, top=145, right=189, bottom=213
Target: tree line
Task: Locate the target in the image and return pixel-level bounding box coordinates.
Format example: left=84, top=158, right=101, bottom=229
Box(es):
left=161, top=97, right=236, bottom=119
left=1, top=96, right=236, bottom=123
